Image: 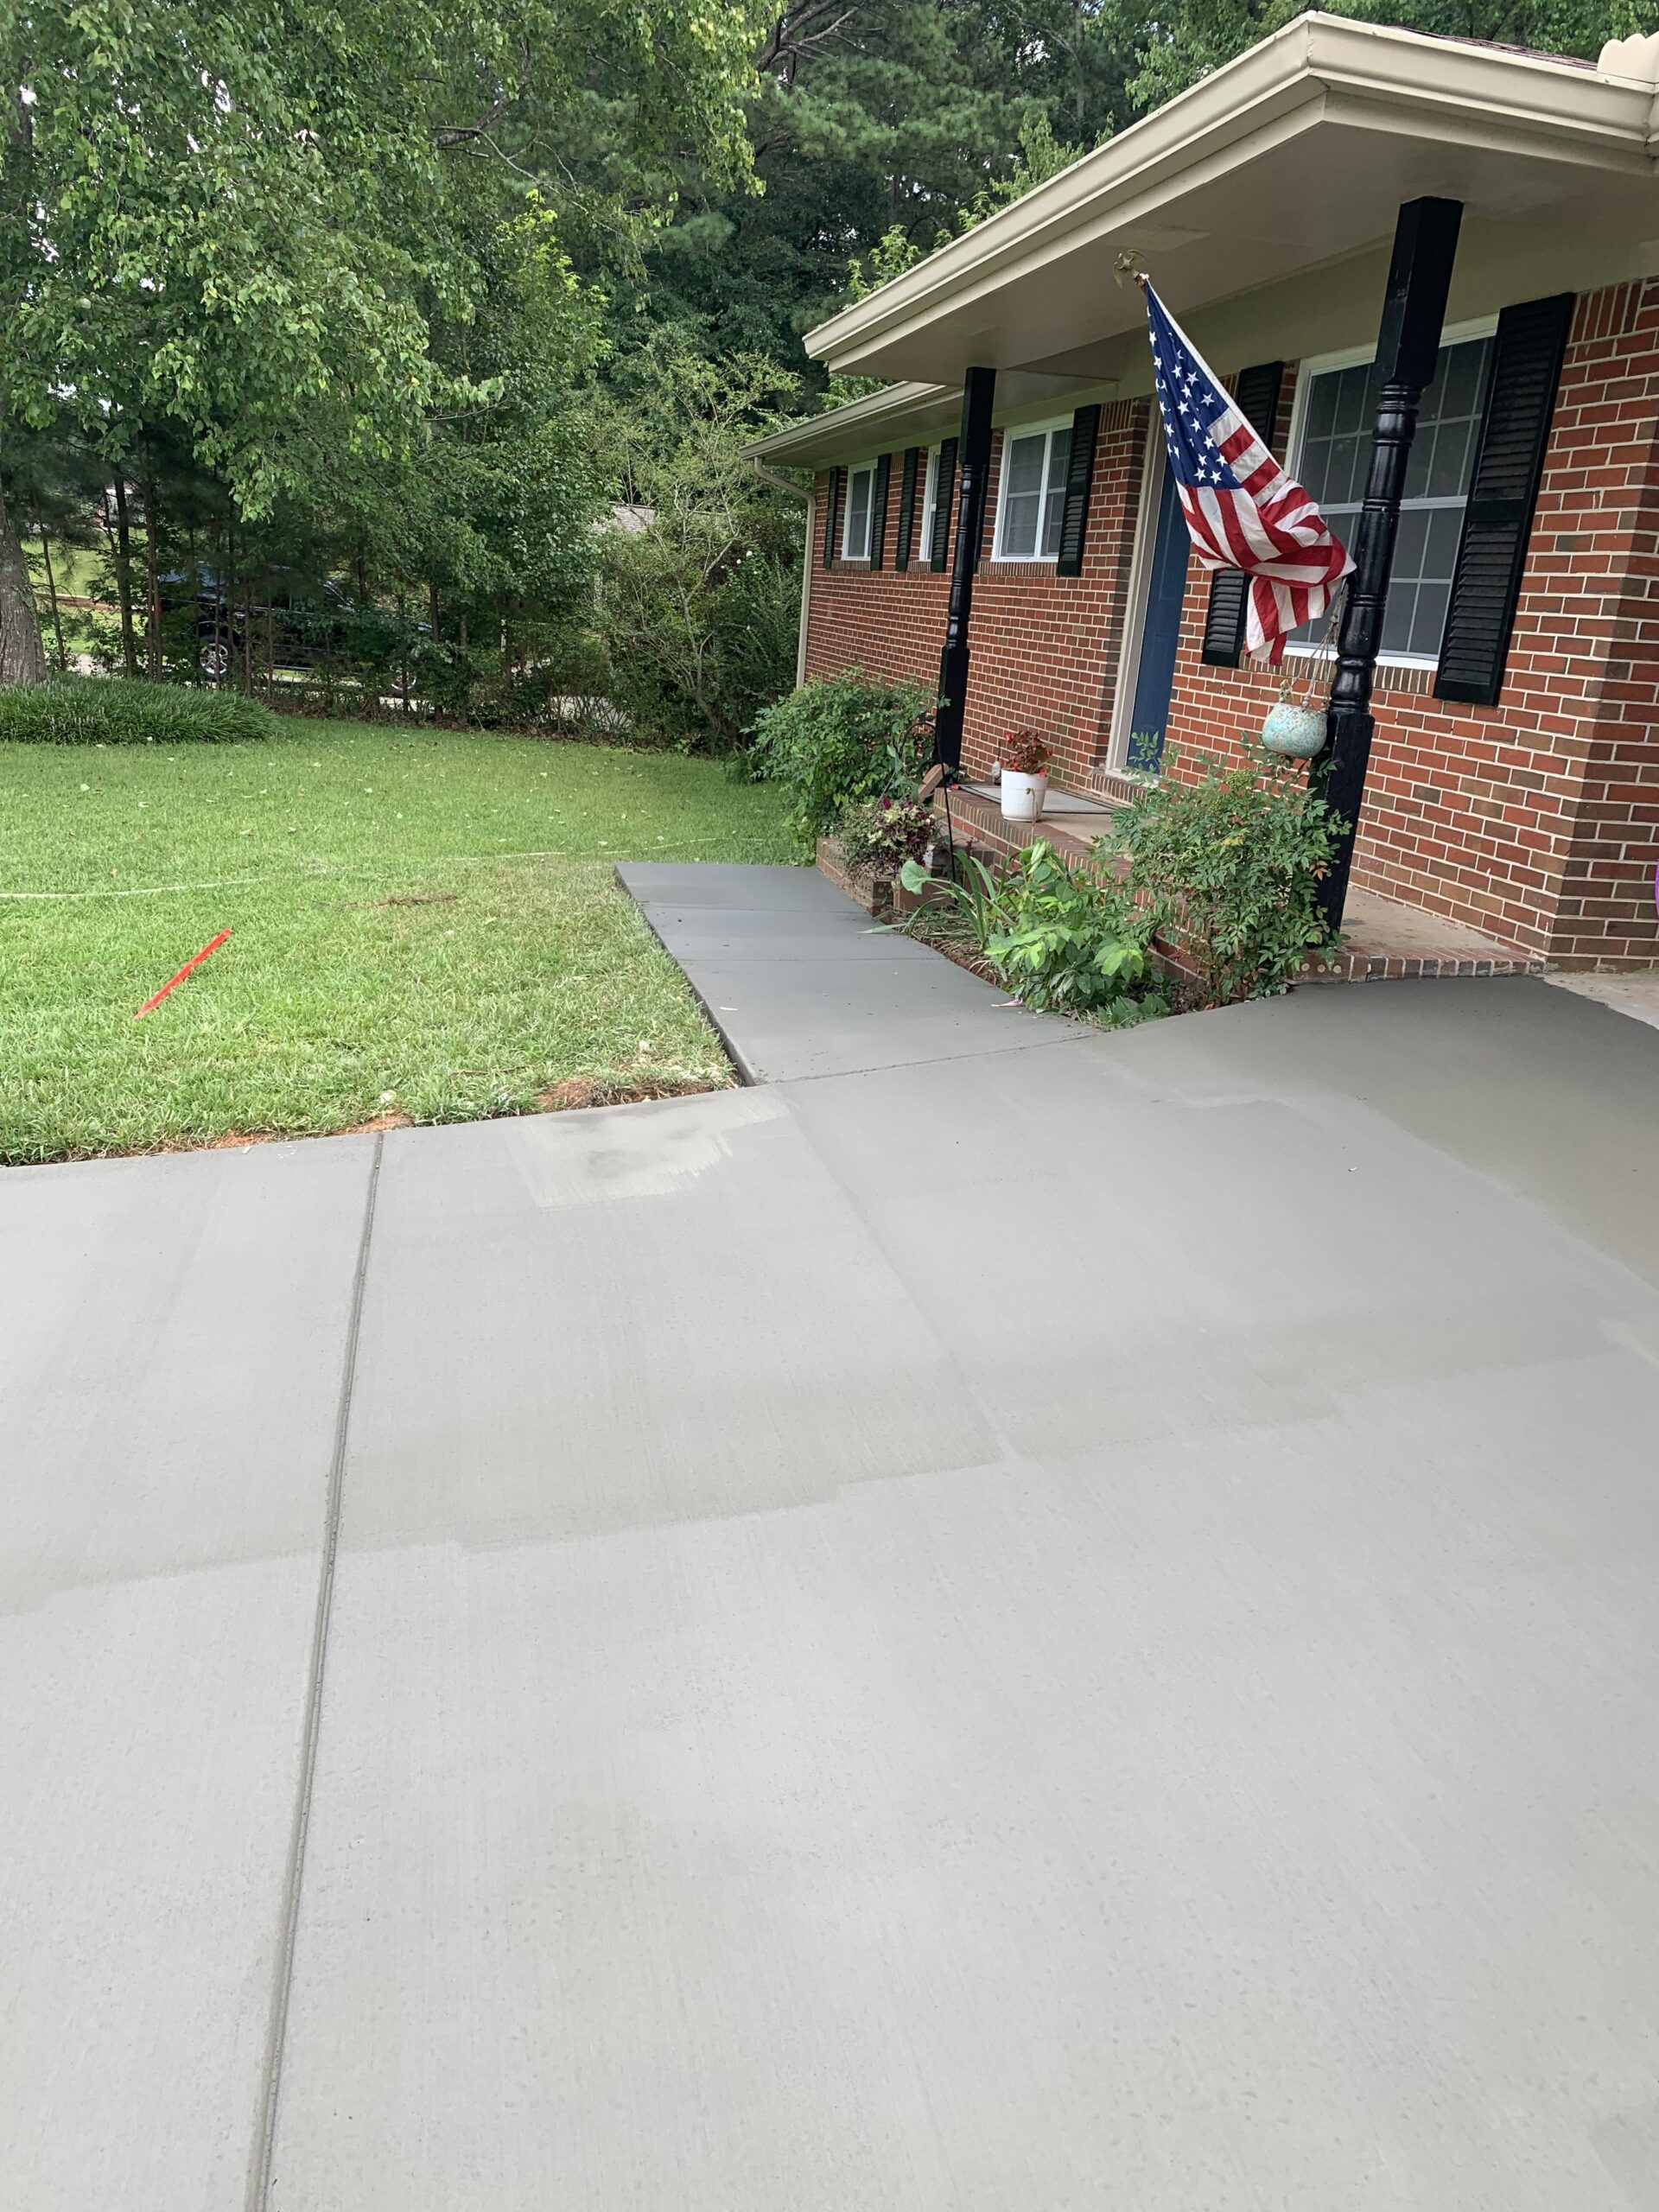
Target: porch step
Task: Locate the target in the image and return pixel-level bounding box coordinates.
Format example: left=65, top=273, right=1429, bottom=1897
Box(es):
left=1311, top=889, right=1545, bottom=982
left=944, top=781, right=1120, bottom=865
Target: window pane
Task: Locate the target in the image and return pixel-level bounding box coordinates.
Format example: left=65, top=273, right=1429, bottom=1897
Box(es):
left=999, top=432, right=1046, bottom=557
left=1004, top=434, right=1046, bottom=495
left=1381, top=581, right=1418, bottom=658
left=1411, top=580, right=1449, bottom=658
left=845, top=468, right=872, bottom=557
left=1040, top=427, right=1073, bottom=556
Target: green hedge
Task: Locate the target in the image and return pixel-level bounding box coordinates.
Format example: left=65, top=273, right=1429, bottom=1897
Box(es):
left=747, top=670, right=933, bottom=855
left=0, top=677, right=276, bottom=745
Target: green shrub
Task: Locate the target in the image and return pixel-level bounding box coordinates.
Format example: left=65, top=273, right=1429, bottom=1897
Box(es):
left=1109, top=750, right=1339, bottom=1004
left=0, top=677, right=277, bottom=746
left=748, top=670, right=932, bottom=855
left=902, top=840, right=1165, bottom=1024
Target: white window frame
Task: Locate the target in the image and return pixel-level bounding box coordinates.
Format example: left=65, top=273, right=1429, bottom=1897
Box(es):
left=918, top=447, right=941, bottom=562
left=1282, top=314, right=1497, bottom=669
left=840, top=461, right=877, bottom=561
left=991, top=417, right=1073, bottom=563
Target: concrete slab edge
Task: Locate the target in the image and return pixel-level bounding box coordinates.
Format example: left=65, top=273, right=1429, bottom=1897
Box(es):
left=617, top=867, right=762, bottom=1086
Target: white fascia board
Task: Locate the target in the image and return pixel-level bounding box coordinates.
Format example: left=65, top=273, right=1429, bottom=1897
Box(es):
left=805, top=13, right=1656, bottom=372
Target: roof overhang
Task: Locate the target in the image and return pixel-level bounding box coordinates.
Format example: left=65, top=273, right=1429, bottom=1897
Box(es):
left=802, top=15, right=1659, bottom=392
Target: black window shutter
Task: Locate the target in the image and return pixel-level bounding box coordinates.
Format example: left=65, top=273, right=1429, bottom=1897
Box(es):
left=928, top=439, right=957, bottom=570
left=1055, top=404, right=1101, bottom=576
left=895, top=447, right=920, bottom=570
left=1435, top=293, right=1573, bottom=706
left=869, top=453, right=892, bottom=570
left=821, top=467, right=842, bottom=569
left=1200, top=361, right=1283, bottom=665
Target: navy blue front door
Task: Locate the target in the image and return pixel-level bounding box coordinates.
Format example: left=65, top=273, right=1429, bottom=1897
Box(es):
left=1126, top=452, right=1191, bottom=773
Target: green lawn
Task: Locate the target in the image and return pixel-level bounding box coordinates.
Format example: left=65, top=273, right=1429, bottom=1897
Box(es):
left=0, top=721, right=791, bottom=1162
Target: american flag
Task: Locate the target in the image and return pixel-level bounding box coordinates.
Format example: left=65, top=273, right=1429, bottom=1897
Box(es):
left=1142, top=279, right=1353, bottom=664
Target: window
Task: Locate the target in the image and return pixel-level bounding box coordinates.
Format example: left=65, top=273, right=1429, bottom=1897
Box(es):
left=841, top=462, right=876, bottom=559
left=1288, top=331, right=1493, bottom=663
left=993, top=423, right=1072, bottom=561
left=919, top=448, right=940, bottom=556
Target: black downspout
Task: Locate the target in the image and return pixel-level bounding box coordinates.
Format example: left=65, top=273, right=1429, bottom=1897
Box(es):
left=1317, top=197, right=1462, bottom=931
left=932, top=365, right=996, bottom=771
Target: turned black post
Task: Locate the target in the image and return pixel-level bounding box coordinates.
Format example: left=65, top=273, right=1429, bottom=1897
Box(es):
left=1318, top=198, right=1462, bottom=930
left=931, top=365, right=996, bottom=770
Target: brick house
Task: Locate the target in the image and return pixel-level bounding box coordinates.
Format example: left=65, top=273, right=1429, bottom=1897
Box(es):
left=749, top=16, right=1659, bottom=969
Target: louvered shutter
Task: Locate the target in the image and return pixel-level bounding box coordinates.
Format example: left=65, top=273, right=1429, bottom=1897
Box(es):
left=821, top=467, right=842, bottom=569
left=1055, top=405, right=1102, bottom=576
left=895, top=448, right=921, bottom=569
left=928, top=439, right=957, bottom=570
left=1434, top=294, right=1573, bottom=705
left=869, top=453, right=892, bottom=570
left=1200, top=361, right=1284, bottom=666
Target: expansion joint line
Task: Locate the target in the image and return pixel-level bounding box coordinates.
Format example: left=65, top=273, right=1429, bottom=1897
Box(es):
left=246, top=1132, right=385, bottom=2210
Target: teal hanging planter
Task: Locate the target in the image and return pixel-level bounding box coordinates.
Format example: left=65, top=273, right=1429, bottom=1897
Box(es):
left=1259, top=699, right=1327, bottom=759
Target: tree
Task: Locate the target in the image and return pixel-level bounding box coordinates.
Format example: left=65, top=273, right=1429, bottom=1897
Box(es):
left=0, top=0, right=768, bottom=681
left=590, top=346, right=805, bottom=746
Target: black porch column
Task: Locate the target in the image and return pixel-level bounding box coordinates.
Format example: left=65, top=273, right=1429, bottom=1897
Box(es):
left=931, top=365, right=996, bottom=770
left=1317, top=197, right=1462, bottom=931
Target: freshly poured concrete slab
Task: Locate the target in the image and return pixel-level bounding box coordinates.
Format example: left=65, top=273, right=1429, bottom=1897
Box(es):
left=265, top=987, right=1659, bottom=2210
left=620, top=860, right=850, bottom=912
left=0, top=1137, right=377, bottom=2212
left=628, top=906, right=925, bottom=963
left=620, top=858, right=1082, bottom=1080
left=668, top=953, right=1081, bottom=1081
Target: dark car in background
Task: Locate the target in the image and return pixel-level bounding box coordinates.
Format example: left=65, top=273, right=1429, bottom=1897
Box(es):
left=158, top=570, right=410, bottom=681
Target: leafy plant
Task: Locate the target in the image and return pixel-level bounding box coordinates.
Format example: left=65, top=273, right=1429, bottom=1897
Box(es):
left=998, top=728, right=1050, bottom=775
left=979, top=840, right=1159, bottom=1018
left=900, top=839, right=1163, bottom=1023
left=837, top=794, right=937, bottom=875
left=899, top=849, right=1004, bottom=945
left=1109, top=750, right=1340, bottom=1004
left=748, top=669, right=933, bottom=855
left=0, top=677, right=275, bottom=744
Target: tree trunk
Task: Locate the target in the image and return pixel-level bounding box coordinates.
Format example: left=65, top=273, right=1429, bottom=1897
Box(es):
left=39, top=531, right=67, bottom=673
left=0, top=467, right=48, bottom=683
left=111, top=476, right=139, bottom=677
left=143, top=473, right=162, bottom=678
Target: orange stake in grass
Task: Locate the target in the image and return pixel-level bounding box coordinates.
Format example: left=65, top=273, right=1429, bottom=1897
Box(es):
left=135, top=929, right=232, bottom=1018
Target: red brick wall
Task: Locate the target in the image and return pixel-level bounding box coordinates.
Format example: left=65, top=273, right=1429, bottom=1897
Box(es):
left=803, top=404, right=1146, bottom=793
left=800, top=279, right=1659, bottom=968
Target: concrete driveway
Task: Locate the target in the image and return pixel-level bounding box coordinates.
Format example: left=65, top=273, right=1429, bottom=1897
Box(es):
left=6, top=866, right=1659, bottom=2211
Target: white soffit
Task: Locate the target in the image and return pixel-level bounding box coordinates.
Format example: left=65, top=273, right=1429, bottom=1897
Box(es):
left=805, top=13, right=1659, bottom=385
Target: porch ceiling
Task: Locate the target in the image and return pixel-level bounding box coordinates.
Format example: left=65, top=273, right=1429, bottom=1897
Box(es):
left=802, top=15, right=1659, bottom=391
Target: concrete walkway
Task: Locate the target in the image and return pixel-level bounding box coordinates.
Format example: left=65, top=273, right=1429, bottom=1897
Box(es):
left=6, top=866, right=1659, bottom=2211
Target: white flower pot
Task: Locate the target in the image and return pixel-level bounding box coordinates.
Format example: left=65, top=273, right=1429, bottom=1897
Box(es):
left=1000, top=769, right=1047, bottom=822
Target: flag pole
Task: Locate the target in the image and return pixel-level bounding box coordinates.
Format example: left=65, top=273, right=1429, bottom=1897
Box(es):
left=1316, top=197, right=1462, bottom=931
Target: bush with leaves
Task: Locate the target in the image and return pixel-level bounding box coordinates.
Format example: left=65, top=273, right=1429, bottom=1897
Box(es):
left=748, top=669, right=933, bottom=855
left=902, top=839, right=1164, bottom=1023
left=0, top=676, right=275, bottom=744
left=590, top=349, right=805, bottom=751
left=1110, top=750, right=1339, bottom=1004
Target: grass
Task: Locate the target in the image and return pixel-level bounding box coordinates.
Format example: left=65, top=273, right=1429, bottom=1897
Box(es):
left=0, top=720, right=791, bottom=1162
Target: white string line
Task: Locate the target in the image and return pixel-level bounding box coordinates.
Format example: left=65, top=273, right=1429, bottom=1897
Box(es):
left=0, top=841, right=783, bottom=902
